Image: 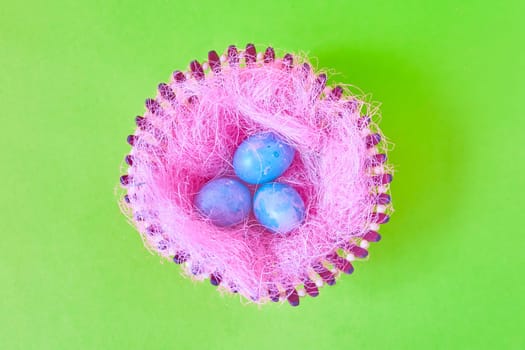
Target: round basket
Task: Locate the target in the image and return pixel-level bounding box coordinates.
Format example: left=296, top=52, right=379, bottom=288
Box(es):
left=119, top=44, right=393, bottom=306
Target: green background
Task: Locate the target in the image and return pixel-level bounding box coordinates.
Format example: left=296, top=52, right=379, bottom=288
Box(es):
left=2, top=0, right=524, bottom=349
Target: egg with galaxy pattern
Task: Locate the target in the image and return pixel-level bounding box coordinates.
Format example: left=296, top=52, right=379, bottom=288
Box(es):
left=253, top=182, right=306, bottom=234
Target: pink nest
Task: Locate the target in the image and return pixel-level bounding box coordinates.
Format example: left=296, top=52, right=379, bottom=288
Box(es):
left=119, top=44, right=393, bottom=306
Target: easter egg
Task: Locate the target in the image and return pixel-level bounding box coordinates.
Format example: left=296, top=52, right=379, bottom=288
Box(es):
left=253, top=182, right=306, bottom=234
left=233, top=132, right=295, bottom=184
left=195, top=177, right=252, bottom=227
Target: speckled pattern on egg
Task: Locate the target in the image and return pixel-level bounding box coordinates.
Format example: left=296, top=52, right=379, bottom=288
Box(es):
left=233, top=132, right=295, bottom=184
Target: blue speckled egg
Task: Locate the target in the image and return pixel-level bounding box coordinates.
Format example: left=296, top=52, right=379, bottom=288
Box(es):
left=233, top=132, right=295, bottom=184
left=253, top=182, right=306, bottom=234
left=195, top=177, right=252, bottom=227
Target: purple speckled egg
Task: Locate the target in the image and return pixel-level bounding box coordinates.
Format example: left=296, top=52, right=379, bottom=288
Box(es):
left=195, top=177, right=252, bottom=227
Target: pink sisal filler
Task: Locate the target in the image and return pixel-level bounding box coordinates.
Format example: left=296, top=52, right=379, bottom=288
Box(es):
left=118, top=44, right=394, bottom=306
